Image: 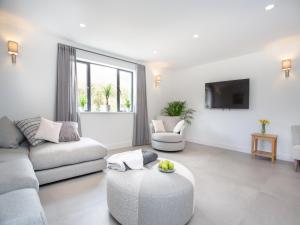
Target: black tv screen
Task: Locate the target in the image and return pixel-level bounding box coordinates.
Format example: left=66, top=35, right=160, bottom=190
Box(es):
left=205, top=79, right=249, bottom=109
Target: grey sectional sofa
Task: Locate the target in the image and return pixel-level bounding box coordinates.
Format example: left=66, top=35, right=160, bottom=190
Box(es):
left=0, top=138, right=107, bottom=225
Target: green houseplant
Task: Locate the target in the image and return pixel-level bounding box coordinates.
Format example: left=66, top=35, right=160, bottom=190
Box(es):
left=124, top=98, right=131, bottom=112
left=79, top=94, right=87, bottom=111
left=162, top=101, right=195, bottom=125
left=102, top=84, right=114, bottom=112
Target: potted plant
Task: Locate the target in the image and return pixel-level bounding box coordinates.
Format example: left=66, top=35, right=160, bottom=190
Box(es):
left=162, top=101, right=195, bottom=125
left=124, top=98, right=131, bottom=112
left=79, top=94, right=87, bottom=111
left=102, top=84, right=113, bottom=112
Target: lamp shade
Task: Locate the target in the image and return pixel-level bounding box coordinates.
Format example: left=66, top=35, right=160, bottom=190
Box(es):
left=155, top=75, right=161, bottom=82
left=282, top=59, right=291, bottom=70
left=155, top=74, right=161, bottom=87
left=8, top=41, right=18, bottom=55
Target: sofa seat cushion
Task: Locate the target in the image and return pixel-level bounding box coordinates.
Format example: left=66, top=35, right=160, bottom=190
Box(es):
left=30, top=137, right=107, bottom=171
left=152, top=133, right=183, bottom=143
left=0, top=188, right=47, bottom=225
left=0, top=145, right=29, bottom=162
left=0, top=159, right=39, bottom=194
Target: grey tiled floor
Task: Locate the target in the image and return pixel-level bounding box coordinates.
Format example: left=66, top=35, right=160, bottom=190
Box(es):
left=39, top=143, right=300, bottom=225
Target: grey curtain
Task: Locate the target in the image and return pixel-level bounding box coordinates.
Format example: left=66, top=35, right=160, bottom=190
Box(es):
left=133, top=64, right=150, bottom=146
left=56, top=43, right=81, bottom=134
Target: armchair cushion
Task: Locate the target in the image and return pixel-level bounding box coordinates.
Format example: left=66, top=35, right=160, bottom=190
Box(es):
left=157, top=116, right=181, bottom=132
left=173, top=120, right=185, bottom=133
left=152, top=120, right=166, bottom=133
left=152, top=133, right=183, bottom=143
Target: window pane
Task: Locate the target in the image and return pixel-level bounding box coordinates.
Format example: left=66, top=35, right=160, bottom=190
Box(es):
left=119, top=70, right=132, bottom=112
left=90, top=64, right=117, bottom=112
left=77, top=62, right=88, bottom=111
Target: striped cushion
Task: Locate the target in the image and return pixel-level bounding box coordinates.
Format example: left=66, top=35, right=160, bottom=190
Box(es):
left=15, top=117, right=44, bottom=146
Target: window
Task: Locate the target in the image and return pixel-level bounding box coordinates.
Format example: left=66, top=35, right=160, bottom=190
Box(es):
left=77, top=61, right=133, bottom=112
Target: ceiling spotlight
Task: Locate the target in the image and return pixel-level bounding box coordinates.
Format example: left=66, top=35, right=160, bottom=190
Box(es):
left=265, top=4, right=274, bottom=11
left=79, top=23, right=86, bottom=28
left=153, top=50, right=158, bottom=54
left=193, top=34, right=199, bottom=38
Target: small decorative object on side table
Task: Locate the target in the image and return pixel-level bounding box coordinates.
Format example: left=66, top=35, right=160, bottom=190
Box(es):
left=251, top=133, right=278, bottom=163
left=259, top=119, right=270, bottom=134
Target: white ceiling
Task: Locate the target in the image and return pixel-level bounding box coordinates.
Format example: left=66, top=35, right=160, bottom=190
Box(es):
left=1, top=0, right=300, bottom=68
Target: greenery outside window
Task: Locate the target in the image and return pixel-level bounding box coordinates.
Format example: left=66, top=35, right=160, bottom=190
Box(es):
left=77, top=61, right=133, bottom=112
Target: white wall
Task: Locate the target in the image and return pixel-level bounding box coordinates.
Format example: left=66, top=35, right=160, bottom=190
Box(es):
left=0, top=10, right=145, bottom=149
left=0, top=10, right=58, bottom=120
left=156, top=36, right=300, bottom=161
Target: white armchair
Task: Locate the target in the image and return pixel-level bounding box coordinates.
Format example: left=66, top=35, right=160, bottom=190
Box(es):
left=291, top=125, right=300, bottom=171
left=150, top=116, right=186, bottom=152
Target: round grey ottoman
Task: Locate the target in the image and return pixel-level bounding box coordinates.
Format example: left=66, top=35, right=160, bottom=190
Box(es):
left=106, top=160, right=195, bottom=225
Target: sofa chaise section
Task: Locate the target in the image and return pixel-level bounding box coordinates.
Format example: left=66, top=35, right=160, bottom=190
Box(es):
left=29, top=137, right=107, bottom=185
left=0, top=188, right=47, bottom=225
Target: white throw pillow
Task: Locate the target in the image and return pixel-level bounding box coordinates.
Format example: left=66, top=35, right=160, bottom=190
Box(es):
left=35, top=118, right=62, bottom=143
left=173, top=120, right=185, bottom=133
left=152, top=120, right=166, bottom=133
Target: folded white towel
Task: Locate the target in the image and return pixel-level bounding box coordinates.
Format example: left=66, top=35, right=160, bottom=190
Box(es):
left=107, top=149, right=144, bottom=172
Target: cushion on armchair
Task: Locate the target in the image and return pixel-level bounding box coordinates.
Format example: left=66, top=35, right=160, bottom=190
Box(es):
left=173, top=120, right=185, bottom=133
left=152, top=120, right=165, bottom=133
left=157, top=116, right=181, bottom=132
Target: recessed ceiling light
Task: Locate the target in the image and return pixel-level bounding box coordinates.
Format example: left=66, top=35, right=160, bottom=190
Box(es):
left=265, top=4, right=274, bottom=11
left=79, top=23, right=86, bottom=28
left=153, top=50, right=158, bottom=54
left=193, top=34, right=199, bottom=38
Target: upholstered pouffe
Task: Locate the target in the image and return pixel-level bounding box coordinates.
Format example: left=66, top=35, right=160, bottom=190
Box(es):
left=107, top=160, right=195, bottom=225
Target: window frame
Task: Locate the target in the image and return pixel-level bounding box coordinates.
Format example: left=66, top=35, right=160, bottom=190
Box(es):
left=77, top=60, right=134, bottom=113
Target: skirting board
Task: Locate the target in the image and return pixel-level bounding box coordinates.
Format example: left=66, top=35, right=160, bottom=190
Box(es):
left=186, top=137, right=293, bottom=162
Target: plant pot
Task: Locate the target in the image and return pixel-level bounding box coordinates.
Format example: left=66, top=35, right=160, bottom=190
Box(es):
left=100, top=105, right=111, bottom=112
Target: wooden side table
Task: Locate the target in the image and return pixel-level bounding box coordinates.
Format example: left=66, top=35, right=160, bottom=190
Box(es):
left=251, top=133, right=278, bottom=162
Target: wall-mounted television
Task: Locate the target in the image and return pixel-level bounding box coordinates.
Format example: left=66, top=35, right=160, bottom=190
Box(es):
left=205, top=79, right=249, bottom=109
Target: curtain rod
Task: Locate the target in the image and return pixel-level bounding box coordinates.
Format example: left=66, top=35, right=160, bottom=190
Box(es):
left=73, top=46, right=139, bottom=65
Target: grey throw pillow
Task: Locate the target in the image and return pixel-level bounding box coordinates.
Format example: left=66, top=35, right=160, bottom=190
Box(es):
left=15, top=117, right=45, bottom=146
left=0, top=116, right=25, bottom=148
left=59, top=121, right=80, bottom=142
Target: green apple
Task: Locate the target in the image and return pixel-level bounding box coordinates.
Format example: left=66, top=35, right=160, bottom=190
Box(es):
left=159, top=161, right=164, bottom=168
left=168, top=162, right=174, bottom=170
left=161, top=163, right=168, bottom=171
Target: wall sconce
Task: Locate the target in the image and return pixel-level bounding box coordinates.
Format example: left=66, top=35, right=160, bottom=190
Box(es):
left=282, top=58, right=292, bottom=78
left=7, top=41, right=19, bottom=64
left=155, top=74, right=161, bottom=87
